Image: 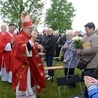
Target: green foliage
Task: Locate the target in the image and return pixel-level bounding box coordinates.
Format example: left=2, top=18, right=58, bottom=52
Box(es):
left=45, top=0, right=76, bottom=33
left=0, top=0, right=44, bottom=30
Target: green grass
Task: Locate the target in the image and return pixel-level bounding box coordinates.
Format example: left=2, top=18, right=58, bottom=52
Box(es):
left=0, top=61, right=85, bottom=98
left=0, top=79, right=15, bottom=98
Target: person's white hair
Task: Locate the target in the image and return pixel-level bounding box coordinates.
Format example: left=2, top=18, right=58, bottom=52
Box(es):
left=66, top=30, right=74, bottom=36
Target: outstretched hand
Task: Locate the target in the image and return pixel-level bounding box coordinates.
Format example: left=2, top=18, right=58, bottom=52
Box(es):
left=84, top=76, right=98, bottom=88
left=37, top=44, right=44, bottom=50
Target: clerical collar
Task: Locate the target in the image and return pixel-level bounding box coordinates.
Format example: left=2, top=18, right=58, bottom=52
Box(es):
left=8, top=32, right=13, bottom=37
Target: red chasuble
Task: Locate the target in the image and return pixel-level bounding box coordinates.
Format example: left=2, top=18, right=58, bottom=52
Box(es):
left=0, top=32, right=17, bottom=72
left=0, top=32, right=3, bottom=70
left=12, top=31, right=46, bottom=93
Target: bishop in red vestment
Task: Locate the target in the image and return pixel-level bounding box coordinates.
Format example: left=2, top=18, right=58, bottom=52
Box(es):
left=12, top=13, right=46, bottom=98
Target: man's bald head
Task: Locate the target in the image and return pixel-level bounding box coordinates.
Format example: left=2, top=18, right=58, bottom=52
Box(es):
left=1, top=25, right=7, bottom=33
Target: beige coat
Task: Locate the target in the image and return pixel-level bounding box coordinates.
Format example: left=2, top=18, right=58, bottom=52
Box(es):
left=80, top=32, right=98, bottom=69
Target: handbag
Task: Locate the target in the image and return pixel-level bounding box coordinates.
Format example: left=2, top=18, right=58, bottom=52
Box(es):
left=60, top=55, right=64, bottom=61
left=77, top=55, right=95, bottom=70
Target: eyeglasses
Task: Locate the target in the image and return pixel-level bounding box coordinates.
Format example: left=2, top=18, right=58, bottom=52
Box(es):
left=27, top=27, right=33, bottom=30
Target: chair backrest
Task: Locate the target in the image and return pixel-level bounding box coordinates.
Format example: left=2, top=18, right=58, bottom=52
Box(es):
left=57, top=74, right=80, bottom=86
left=83, top=69, right=98, bottom=79
left=56, top=74, right=83, bottom=98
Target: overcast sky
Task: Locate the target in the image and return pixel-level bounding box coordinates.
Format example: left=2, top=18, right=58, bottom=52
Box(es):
left=68, top=0, right=98, bottom=31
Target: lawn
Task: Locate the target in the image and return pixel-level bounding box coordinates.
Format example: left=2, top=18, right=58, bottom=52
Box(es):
left=0, top=61, right=85, bottom=98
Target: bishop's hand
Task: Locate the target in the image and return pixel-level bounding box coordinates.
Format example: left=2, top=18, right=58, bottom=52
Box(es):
left=31, top=31, right=38, bottom=42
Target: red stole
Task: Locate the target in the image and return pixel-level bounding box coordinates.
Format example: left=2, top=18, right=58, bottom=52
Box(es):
left=0, top=32, right=3, bottom=70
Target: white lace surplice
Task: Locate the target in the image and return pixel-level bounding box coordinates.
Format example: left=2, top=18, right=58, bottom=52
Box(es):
left=1, top=63, right=12, bottom=83
left=16, top=67, right=36, bottom=98
left=1, top=42, right=12, bottom=83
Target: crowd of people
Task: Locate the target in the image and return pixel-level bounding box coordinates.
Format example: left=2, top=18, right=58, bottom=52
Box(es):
left=0, top=13, right=98, bottom=98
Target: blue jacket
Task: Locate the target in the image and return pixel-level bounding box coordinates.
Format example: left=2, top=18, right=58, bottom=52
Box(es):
left=88, top=85, right=98, bottom=98
left=61, top=40, right=78, bottom=68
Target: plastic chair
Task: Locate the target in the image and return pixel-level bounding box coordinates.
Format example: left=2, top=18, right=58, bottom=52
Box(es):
left=57, top=74, right=84, bottom=98
left=83, top=69, right=98, bottom=79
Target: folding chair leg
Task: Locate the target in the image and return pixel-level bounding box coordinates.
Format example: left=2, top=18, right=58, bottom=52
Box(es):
left=63, top=85, right=66, bottom=92
left=79, top=82, right=83, bottom=96
left=58, top=86, right=62, bottom=98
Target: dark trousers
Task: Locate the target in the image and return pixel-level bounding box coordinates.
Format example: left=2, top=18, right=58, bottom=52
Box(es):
left=56, top=47, right=61, bottom=57
left=46, top=55, right=54, bottom=76
left=64, top=68, right=75, bottom=76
